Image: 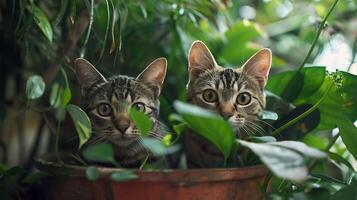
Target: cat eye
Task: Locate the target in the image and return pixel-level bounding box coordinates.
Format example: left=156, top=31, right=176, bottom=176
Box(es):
left=132, top=102, right=146, bottom=113
left=97, top=103, right=112, bottom=116
left=236, top=92, right=252, bottom=105
left=202, top=89, right=218, bottom=103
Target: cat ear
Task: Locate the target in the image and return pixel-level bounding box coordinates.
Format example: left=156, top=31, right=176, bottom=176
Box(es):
left=242, top=48, right=272, bottom=88
left=188, top=40, right=217, bottom=80
left=74, top=58, right=107, bottom=96
left=136, top=57, right=167, bottom=97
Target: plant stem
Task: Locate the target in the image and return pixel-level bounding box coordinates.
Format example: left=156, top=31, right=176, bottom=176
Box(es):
left=55, top=110, right=64, bottom=163
left=298, top=0, right=339, bottom=70
left=347, top=36, right=357, bottom=72
left=281, top=0, right=339, bottom=100
left=272, top=82, right=333, bottom=136
left=80, top=0, right=94, bottom=58
left=325, top=132, right=340, bottom=151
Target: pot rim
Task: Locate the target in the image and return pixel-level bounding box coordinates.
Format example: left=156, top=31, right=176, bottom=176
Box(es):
left=36, top=159, right=269, bottom=182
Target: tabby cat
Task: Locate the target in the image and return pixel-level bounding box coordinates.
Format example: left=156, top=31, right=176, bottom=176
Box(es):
left=184, top=41, right=272, bottom=168
left=74, top=58, right=167, bottom=168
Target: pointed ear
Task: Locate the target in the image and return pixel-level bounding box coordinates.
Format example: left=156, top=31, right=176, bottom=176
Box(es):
left=74, top=58, right=107, bottom=96
left=188, top=40, right=217, bottom=81
left=136, top=57, right=167, bottom=97
left=242, top=48, right=272, bottom=88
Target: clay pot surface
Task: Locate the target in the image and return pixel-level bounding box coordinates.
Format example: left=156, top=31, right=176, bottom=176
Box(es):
left=36, top=160, right=268, bottom=200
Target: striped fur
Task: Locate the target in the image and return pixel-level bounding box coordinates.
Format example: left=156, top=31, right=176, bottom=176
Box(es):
left=185, top=41, right=271, bottom=168
left=75, top=58, right=167, bottom=168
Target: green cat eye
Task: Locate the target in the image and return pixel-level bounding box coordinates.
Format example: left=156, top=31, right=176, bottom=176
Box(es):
left=132, top=102, right=146, bottom=113
left=236, top=92, right=251, bottom=105
left=97, top=103, right=113, bottom=116
left=202, top=89, right=218, bottom=103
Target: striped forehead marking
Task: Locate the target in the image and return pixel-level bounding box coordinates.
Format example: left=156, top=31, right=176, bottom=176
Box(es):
left=215, top=68, right=240, bottom=90
left=106, top=76, right=137, bottom=103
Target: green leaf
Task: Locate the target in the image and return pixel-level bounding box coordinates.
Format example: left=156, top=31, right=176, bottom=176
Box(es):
left=142, top=138, right=180, bottom=157
left=82, top=143, right=116, bottom=164
left=66, top=104, right=91, bottom=148
left=266, top=70, right=304, bottom=102
left=221, top=20, right=267, bottom=65
left=295, top=70, right=357, bottom=131
left=31, top=5, right=53, bottom=42
left=270, top=141, right=326, bottom=158
left=111, top=171, right=138, bottom=182
left=50, top=83, right=71, bottom=108
left=332, top=185, right=357, bottom=200
left=238, top=140, right=325, bottom=182
left=337, top=119, right=357, bottom=160
left=86, top=166, right=100, bottom=181
left=22, top=172, right=49, bottom=184
left=129, top=108, right=152, bottom=136
left=26, top=75, right=45, bottom=100
left=174, top=101, right=235, bottom=162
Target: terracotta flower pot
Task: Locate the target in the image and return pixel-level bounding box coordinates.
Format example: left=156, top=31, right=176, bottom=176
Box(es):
left=36, top=160, right=269, bottom=200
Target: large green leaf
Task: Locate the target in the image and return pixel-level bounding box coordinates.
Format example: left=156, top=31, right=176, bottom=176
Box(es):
left=66, top=104, right=91, bottom=148
left=82, top=142, right=116, bottom=165
left=129, top=108, right=152, bottom=136
left=268, top=68, right=357, bottom=131
left=300, top=71, right=357, bottom=131
left=31, top=5, right=53, bottom=42
left=267, top=67, right=325, bottom=103
left=337, top=119, right=357, bottom=160
left=26, top=75, right=45, bottom=100
left=238, top=140, right=325, bottom=182
left=174, top=101, right=235, bottom=162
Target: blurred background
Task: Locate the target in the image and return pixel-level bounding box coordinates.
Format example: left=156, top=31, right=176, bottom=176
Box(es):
left=0, top=0, right=356, bottom=169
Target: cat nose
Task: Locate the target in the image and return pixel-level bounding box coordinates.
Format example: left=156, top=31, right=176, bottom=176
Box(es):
left=116, top=116, right=130, bottom=134
left=220, top=112, right=233, bottom=119
left=117, top=124, right=129, bottom=134
left=220, top=102, right=234, bottom=119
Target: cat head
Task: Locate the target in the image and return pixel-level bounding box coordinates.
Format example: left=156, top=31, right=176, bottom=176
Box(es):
left=187, top=41, right=271, bottom=137
left=74, top=58, right=167, bottom=145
